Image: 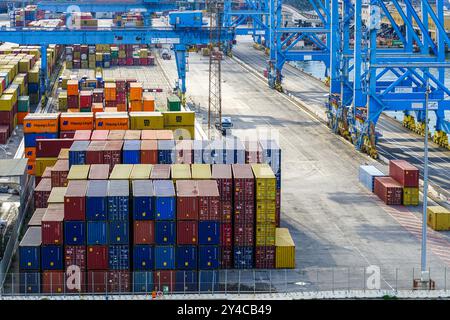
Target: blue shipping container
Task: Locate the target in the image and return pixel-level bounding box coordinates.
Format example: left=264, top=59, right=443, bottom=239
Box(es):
left=133, top=245, right=155, bottom=271
left=19, top=227, right=41, bottom=270
left=233, top=246, right=253, bottom=269
left=87, top=221, right=108, bottom=245
left=107, top=180, right=129, bottom=220
left=69, top=140, right=90, bottom=167
left=20, top=272, right=41, bottom=294
left=64, top=221, right=86, bottom=245
left=157, top=140, right=176, bottom=164
left=199, top=270, right=220, bottom=292
left=109, top=245, right=130, bottom=270
left=133, top=272, right=154, bottom=293
left=193, top=140, right=213, bottom=164
left=359, top=165, right=385, bottom=192
left=175, top=271, right=198, bottom=292
left=198, top=221, right=220, bottom=245
left=154, top=180, right=176, bottom=220
left=259, top=139, right=281, bottom=177
left=123, top=140, right=141, bottom=164
left=109, top=221, right=129, bottom=245
left=198, top=245, right=220, bottom=270
left=132, top=180, right=155, bottom=220
left=155, top=221, right=176, bottom=245
left=155, top=246, right=175, bottom=269
left=41, top=245, right=63, bottom=270
left=175, top=245, right=197, bottom=270
left=86, top=180, right=108, bottom=220
left=24, top=133, right=58, bottom=148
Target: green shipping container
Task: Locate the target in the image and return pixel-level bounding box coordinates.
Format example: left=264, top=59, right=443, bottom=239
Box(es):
left=18, top=96, right=30, bottom=112
left=167, top=95, right=181, bottom=111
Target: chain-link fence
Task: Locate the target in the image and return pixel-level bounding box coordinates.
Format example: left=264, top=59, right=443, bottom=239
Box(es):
left=1, top=267, right=448, bottom=297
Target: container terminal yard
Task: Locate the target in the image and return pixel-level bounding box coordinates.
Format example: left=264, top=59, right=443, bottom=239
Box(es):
left=0, top=0, right=448, bottom=303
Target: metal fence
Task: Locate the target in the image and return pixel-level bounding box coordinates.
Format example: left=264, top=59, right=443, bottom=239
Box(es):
left=1, top=267, right=448, bottom=297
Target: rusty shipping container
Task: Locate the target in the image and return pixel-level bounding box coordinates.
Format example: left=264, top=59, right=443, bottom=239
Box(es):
left=36, top=139, right=74, bottom=158
left=86, top=141, right=107, bottom=164
left=51, top=160, right=69, bottom=187
left=133, top=221, right=155, bottom=245
left=197, top=180, right=220, bottom=221
left=41, top=204, right=65, bottom=245
left=140, top=140, right=158, bottom=164
left=103, top=140, right=123, bottom=170
left=177, top=220, right=198, bottom=245
left=374, top=176, right=403, bottom=205
left=34, top=178, right=52, bottom=208
left=64, top=180, right=88, bottom=220
left=176, top=180, right=199, bottom=220
left=389, top=160, right=419, bottom=187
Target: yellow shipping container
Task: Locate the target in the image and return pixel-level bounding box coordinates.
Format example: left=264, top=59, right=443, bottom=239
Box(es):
left=29, top=66, right=39, bottom=83
left=255, top=224, right=276, bottom=246
left=252, top=163, right=276, bottom=200
left=167, top=126, right=195, bottom=140
left=35, top=157, right=58, bottom=177
left=4, top=86, right=18, bottom=105
left=58, top=91, right=68, bottom=111
left=256, top=200, right=276, bottom=224
left=109, top=164, right=133, bottom=180
left=47, top=187, right=68, bottom=204
left=0, top=94, right=15, bottom=111
left=162, top=111, right=195, bottom=126
left=403, top=187, right=419, bottom=206
left=427, top=206, right=450, bottom=231
left=275, top=228, right=295, bottom=269
left=67, top=165, right=91, bottom=180
left=191, top=164, right=211, bottom=179
left=129, top=112, right=164, bottom=130
left=171, top=164, right=191, bottom=181
left=130, top=164, right=153, bottom=180
left=58, top=148, right=69, bottom=160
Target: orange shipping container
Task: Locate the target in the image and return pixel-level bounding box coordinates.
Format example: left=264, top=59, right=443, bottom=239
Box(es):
left=17, top=111, right=28, bottom=125
left=27, top=160, right=36, bottom=175
left=92, top=103, right=103, bottom=114
left=129, top=100, right=143, bottom=112
left=143, top=94, right=155, bottom=111
left=116, top=103, right=127, bottom=112
left=23, top=113, right=60, bottom=133
left=129, top=82, right=143, bottom=101
left=104, top=83, right=116, bottom=101
left=95, top=112, right=129, bottom=130
left=60, top=112, right=94, bottom=131
left=25, top=147, right=36, bottom=160
left=104, top=107, right=117, bottom=113
left=67, top=80, right=79, bottom=96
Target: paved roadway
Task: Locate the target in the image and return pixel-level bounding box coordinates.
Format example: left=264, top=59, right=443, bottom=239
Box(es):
left=159, top=45, right=450, bottom=291
left=232, top=36, right=450, bottom=196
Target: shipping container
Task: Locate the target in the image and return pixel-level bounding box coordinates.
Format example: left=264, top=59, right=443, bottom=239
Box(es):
left=374, top=176, right=403, bottom=205
left=198, top=270, right=219, bottom=292
left=109, top=221, right=130, bottom=244
left=86, top=270, right=107, bottom=293
left=65, top=245, right=87, bottom=270
left=275, top=228, right=295, bottom=269
left=153, top=270, right=175, bottom=293
left=123, top=140, right=141, bottom=164
left=88, top=164, right=110, bottom=180
left=427, top=206, right=450, bottom=231
left=41, top=245, right=63, bottom=270
left=109, top=164, right=133, bottom=180
left=158, top=140, right=175, bottom=164
left=191, top=164, right=211, bottom=180
left=252, top=163, right=276, bottom=200
left=232, top=164, right=255, bottom=201
left=359, top=165, right=385, bottom=192
left=130, top=164, right=152, bottom=180
left=171, top=164, right=191, bottom=181
left=154, top=180, right=176, bottom=220
left=69, top=140, right=90, bottom=166
left=64, top=221, right=86, bottom=245
left=86, top=180, right=108, bottom=220
left=131, top=180, right=154, bottom=220
left=47, top=187, right=67, bottom=205
left=198, top=221, right=220, bottom=245
left=19, top=226, right=41, bottom=270
left=174, top=270, right=197, bottom=292
left=403, top=187, right=419, bottom=206
left=107, top=271, right=131, bottom=293
left=150, top=164, right=171, bottom=179
left=197, top=180, right=220, bottom=221
left=220, top=246, right=233, bottom=269
left=108, top=130, right=126, bottom=141
left=91, top=130, right=109, bottom=141
left=19, top=272, right=40, bottom=294
left=41, top=204, right=64, bottom=245
left=103, top=140, right=123, bottom=168
left=234, top=222, right=254, bottom=246
left=64, top=180, right=88, bottom=220
left=67, top=164, right=90, bottom=181
left=124, top=130, right=141, bottom=140
left=244, top=140, right=262, bottom=164
left=176, top=245, right=197, bottom=270
left=233, top=246, right=253, bottom=269
left=220, top=223, right=232, bottom=247
left=133, top=245, right=155, bottom=271
left=28, top=208, right=46, bottom=227
left=34, top=178, right=52, bottom=208
left=36, top=138, right=74, bottom=158
left=133, top=271, right=154, bottom=292
left=107, top=180, right=129, bottom=220
left=389, top=160, right=419, bottom=187
left=87, top=221, right=108, bottom=245
left=51, top=159, right=69, bottom=187
left=141, top=140, right=158, bottom=164
left=255, top=246, right=275, bottom=269
left=198, top=245, right=220, bottom=270
left=155, top=221, right=176, bottom=245
left=176, top=180, right=198, bottom=220
left=109, top=245, right=130, bottom=270
left=175, top=140, right=193, bottom=164
left=41, top=271, right=64, bottom=294
left=177, top=220, right=198, bottom=245
left=155, top=246, right=175, bottom=269
left=134, top=220, right=155, bottom=245
left=86, top=140, right=106, bottom=164
left=87, top=245, right=108, bottom=270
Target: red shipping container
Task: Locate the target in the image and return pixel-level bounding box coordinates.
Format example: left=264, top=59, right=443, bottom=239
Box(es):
left=41, top=204, right=64, bottom=245
left=154, top=270, right=175, bottom=292
left=115, top=80, right=126, bottom=92
left=232, top=164, right=255, bottom=201
left=244, top=141, right=262, bottom=163
left=374, top=176, right=403, bottom=205
left=0, top=109, right=14, bottom=125
left=176, top=180, right=199, bottom=220
left=79, top=91, right=93, bottom=109
left=87, top=245, right=108, bottom=270
left=65, top=245, right=87, bottom=270
left=212, top=164, right=233, bottom=201
left=42, top=271, right=64, bottom=294
left=51, top=160, right=69, bottom=187
left=103, top=140, right=123, bottom=170
left=60, top=131, right=76, bottom=139
left=255, top=246, right=275, bottom=269
left=219, top=200, right=232, bottom=224
left=67, top=95, right=79, bottom=109
left=73, top=130, right=92, bottom=141
left=93, top=89, right=104, bottom=103
left=91, top=130, right=109, bottom=141
left=86, top=141, right=106, bottom=164
left=107, top=271, right=131, bottom=293
left=88, top=164, right=110, bottom=180
left=65, top=267, right=86, bottom=293
left=234, top=222, right=254, bottom=246
left=36, top=139, right=74, bottom=158
left=389, top=160, right=419, bottom=187
left=105, top=100, right=117, bottom=109
left=64, top=180, right=88, bottom=220
left=140, top=140, right=158, bottom=164
left=134, top=220, right=155, bottom=245
left=34, top=178, right=52, bottom=208
left=197, top=180, right=220, bottom=221
left=87, top=270, right=107, bottom=293
left=177, top=220, right=198, bottom=245
left=141, top=130, right=157, bottom=140
left=234, top=200, right=255, bottom=223
left=220, top=223, right=232, bottom=246
left=220, top=246, right=233, bottom=269
left=140, top=58, right=148, bottom=66
left=0, top=125, right=9, bottom=144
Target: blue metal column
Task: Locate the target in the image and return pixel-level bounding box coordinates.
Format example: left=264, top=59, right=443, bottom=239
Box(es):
left=329, top=0, right=340, bottom=94
left=434, top=0, right=445, bottom=133
left=353, top=0, right=363, bottom=110
left=40, top=45, right=48, bottom=95
left=174, top=44, right=187, bottom=96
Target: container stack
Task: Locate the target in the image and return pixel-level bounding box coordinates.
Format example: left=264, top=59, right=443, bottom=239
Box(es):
left=389, top=160, right=419, bottom=206
left=19, top=227, right=42, bottom=293
left=129, top=82, right=143, bottom=112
